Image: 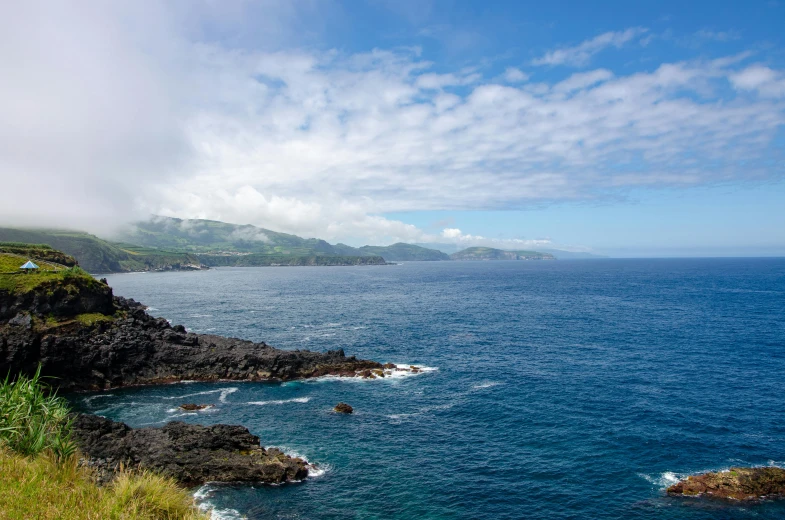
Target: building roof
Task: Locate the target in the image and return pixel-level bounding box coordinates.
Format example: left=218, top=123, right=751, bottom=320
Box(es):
left=20, top=260, right=39, bottom=269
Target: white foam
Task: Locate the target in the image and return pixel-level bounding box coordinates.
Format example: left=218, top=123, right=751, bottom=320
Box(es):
left=472, top=381, right=503, bottom=390
left=218, top=388, right=237, bottom=403
left=189, top=314, right=213, bottom=318
left=247, top=397, right=310, bottom=406
left=639, top=471, right=683, bottom=488
left=82, top=394, right=116, bottom=405
left=383, top=364, right=438, bottom=379
left=194, top=485, right=243, bottom=520
left=263, top=445, right=329, bottom=479
left=162, top=387, right=238, bottom=403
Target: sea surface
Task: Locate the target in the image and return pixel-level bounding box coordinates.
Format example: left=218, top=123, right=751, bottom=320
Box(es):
left=75, top=259, right=785, bottom=519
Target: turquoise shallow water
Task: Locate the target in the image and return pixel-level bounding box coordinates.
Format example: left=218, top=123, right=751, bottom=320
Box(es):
left=76, top=259, right=785, bottom=519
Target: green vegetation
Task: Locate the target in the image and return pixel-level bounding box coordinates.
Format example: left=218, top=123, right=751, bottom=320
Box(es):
left=0, top=255, right=103, bottom=295
left=74, top=313, right=116, bottom=327
left=123, top=217, right=449, bottom=262
left=450, top=247, right=555, bottom=261
left=0, top=450, right=207, bottom=520
left=357, top=242, right=450, bottom=261
left=0, top=369, right=206, bottom=520
left=1, top=218, right=453, bottom=272
left=0, top=228, right=202, bottom=273
left=0, top=367, right=75, bottom=460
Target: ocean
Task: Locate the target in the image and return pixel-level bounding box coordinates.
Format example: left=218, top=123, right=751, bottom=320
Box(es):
left=75, top=259, right=785, bottom=519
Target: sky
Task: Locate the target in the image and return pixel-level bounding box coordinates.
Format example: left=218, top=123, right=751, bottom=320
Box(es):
left=0, top=1, right=783, bottom=257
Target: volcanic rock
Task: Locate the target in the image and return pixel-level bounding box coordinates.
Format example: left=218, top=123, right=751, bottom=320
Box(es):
left=667, top=467, right=785, bottom=500
left=0, top=293, right=382, bottom=391
left=72, top=413, right=309, bottom=486
left=179, top=403, right=212, bottom=411
left=334, top=403, right=353, bottom=414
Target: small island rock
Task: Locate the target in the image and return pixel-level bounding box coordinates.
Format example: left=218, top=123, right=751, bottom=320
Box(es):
left=667, top=467, right=785, bottom=500
left=179, top=403, right=212, bottom=411
left=334, top=403, right=353, bottom=414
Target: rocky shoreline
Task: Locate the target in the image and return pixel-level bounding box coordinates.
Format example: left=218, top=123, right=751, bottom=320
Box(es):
left=1, top=284, right=382, bottom=392
left=0, top=267, right=383, bottom=488
left=73, top=414, right=311, bottom=486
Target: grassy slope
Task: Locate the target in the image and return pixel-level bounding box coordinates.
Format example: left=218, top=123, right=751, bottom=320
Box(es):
left=0, top=364, right=206, bottom=520
left=0, top=253, right=105, bottom=295
left=0, top=451, right=207, bottom=520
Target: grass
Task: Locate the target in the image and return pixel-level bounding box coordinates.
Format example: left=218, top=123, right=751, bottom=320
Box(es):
left=75, top=313, right=116, bottom=326
left=0, top=257, right=100, bottom=295
left=0, top=368, right=208, bottom=520
left=0, top=252, right=64, bottom=273
left=0, top=367, right=76, bottom=460
left=0, top=449, right=208, bottom=520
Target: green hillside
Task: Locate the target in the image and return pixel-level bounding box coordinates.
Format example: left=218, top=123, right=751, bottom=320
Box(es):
left=358, top=243, right=450, bottom=261
left=120, top=217, right=336, bottom=255
left=0, top=228, right=203, bottom=273
left=121, top=217, right=448, bottom=262
left=450, top=247, right=555, bottom=261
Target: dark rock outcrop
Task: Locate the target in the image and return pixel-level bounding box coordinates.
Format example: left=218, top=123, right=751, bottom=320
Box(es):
left=179, top=404, right=212, bottom=411
left=73, top=414, right=309, bottom=485
left=334, top=403, right=353, bottom=414
left=0, top=294, right=382, bottom=391
left=667, top=467, right=785, bottom=500
left=0, top=276, right=114, bottom=320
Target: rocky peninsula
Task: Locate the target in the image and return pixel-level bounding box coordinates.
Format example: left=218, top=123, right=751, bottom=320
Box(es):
left=0, top=248, right=382, bottom=486
left=1, top=278, right=381, bottom=391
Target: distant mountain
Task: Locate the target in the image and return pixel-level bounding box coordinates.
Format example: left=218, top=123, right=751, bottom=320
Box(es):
left=539, top=249, right=607, bottom=259
left=358, top=243, right=449, bottom=261
left=451, top=247, right=555, bottom=261
left=418, top=242, right=604, bottom=259
left=413, top=243, right=461, bottom=255
left=120, top=217, right=448, bottom=262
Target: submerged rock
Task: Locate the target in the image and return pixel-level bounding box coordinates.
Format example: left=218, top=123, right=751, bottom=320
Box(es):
left=334, top=403, right=353, bottom=414
left=73, top=414, right=309, bottom=486
left=667, top=467, right=785, bottom=500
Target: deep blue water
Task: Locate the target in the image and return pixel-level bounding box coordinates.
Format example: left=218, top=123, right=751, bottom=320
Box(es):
left=77, top=259, right=785, bottom=519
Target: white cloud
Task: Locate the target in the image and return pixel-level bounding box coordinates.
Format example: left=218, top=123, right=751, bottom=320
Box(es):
left=730, top=65, right=785, bottom=98
left=503, top=67, right=529, bottom=83
left=532, top=27, right=648, bottom=67
left=0, top=6, right=783, bottom=248
left=553, top=69, right=614, bottom=93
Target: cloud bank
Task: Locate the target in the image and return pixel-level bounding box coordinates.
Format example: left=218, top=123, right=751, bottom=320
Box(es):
left=0, top=3, right=783, bottom=248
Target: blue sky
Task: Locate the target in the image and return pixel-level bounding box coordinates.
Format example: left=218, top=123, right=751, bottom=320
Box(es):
left=1, top=1, right=784, bottom=256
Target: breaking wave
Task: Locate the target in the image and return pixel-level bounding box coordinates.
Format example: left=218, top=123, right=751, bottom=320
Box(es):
left=247, top=397, right=311, bottom=406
